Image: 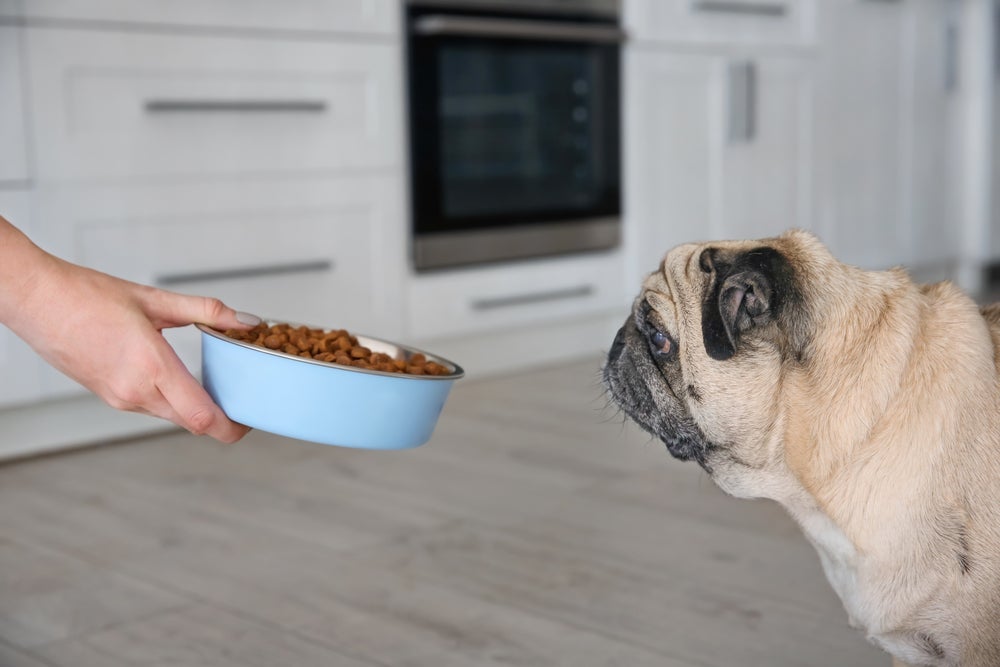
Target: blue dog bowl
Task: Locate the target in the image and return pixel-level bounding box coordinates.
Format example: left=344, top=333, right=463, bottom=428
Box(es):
left=197, top=324, right=464, bottom=449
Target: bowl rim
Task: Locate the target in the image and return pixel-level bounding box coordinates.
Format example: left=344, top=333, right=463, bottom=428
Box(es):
left=196, top=322, right=465, bottom=381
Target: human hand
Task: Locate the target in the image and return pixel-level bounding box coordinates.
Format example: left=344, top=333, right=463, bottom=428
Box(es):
left=1, top=223, right=258, bottom=442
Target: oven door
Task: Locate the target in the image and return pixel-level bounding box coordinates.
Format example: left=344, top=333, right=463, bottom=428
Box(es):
left=407, top=9, right=624, bottom=271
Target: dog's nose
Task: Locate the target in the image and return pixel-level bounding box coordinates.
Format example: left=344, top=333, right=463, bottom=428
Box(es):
left=608, top=327, right=626, bottom=362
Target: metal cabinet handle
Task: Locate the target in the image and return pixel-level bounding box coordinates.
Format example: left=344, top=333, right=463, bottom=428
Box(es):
left=470, top=285, right=595, bottom=311
left=691, top=1, right=787, bottom=17
left=413, top=15, right=626, bottom=44
left=727, top=60, right=756, bottom=143
left=145, top=100, right=328, bottom=113
left=945, top=21, right=959, bottom=92
left=156, top=260, right=333, bottom=287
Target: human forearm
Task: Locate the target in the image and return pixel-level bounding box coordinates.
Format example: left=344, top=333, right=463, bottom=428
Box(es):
left=0, top=216, right=61, bottom=333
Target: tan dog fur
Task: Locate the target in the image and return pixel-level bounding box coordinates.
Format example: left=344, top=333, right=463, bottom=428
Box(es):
left=608, top=230, right=1000, bottom=666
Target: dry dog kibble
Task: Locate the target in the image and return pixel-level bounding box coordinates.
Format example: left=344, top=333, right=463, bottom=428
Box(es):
left=221, top=322, right=452, bottom=376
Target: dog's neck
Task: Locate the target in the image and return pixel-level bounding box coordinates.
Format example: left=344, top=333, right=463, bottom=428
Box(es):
left=758, top=268, right=998, bottom=648
left=782, top=266, right=919, bottom=499
left=784, top=270, right=991, bottom=519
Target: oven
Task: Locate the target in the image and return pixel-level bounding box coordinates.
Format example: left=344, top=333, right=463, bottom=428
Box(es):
left=406, top=0, right=624, bottom=271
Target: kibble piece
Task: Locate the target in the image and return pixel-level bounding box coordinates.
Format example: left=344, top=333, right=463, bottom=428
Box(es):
left=350, top=346, right=372, bottom=359
left=409, top=353, right=427, bottom=367
left=406, top=365, right=426, bottom=375
left=283, top=344, right=301, bottom=355
left=263, top=334, right=284, bottom=350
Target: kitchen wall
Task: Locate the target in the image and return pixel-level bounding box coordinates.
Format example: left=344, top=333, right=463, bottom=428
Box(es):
left=0, top=0, right=995, bottom=455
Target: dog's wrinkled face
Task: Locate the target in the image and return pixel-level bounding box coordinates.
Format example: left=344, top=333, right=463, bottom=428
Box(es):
left=604, top=236, right=807, bottom=484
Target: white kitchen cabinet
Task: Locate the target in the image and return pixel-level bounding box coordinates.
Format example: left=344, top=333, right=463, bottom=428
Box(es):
left=10, top=0, right=398, bottom=36
left=719, top=56, right=813, bottom=242
left=0, top=191, right=44, bottom=409
left=626, top=0, right=816, bottom=47
left=23, top=27, right=403, bottom=184
left=625, top=48, right=814, bottom=281
left=814, top=0, right=961, bottom=273
left=406, top=251, right=626, bottom=341
left=32, top=175, right=406, bottom=398
left=904, top=0, right=961, bottom=270
left=0, top=0, right=20, bottom=19
left=812, top=0, right=907, bottom=270
left=0, top=26, right=29, bottom=184
left=993, top=13, right=1000, bottom=263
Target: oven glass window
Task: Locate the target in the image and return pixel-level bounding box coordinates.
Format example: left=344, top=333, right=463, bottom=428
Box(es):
left=437, top=43, right=612, bottom=220
left=409, top=26, right=620, bottom=235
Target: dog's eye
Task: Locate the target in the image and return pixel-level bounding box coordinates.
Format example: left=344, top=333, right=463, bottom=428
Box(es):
left=649, top=329, right=674, bottom=356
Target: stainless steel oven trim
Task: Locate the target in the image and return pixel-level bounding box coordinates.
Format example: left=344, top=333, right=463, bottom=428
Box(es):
left=413, top=15, right=626, bottom=43
left=406, top=0, right=621, bottom=19
left=691, top=1, right=788, bottom=16
left=414, top=217, right=620, bottom=271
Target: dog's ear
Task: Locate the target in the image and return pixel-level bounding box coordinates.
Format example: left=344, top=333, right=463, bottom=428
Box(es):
left=700, top=247, right=795, bottom=361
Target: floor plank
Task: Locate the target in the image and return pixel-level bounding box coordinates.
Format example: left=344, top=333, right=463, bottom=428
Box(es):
left=34, top=603, right=376, bottom=667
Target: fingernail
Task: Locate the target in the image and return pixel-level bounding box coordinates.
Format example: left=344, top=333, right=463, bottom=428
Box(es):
left=236, top=311, right=262, bottom=326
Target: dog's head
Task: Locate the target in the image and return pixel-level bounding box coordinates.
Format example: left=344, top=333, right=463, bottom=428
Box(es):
left=604, top=230, right=823, bottom=490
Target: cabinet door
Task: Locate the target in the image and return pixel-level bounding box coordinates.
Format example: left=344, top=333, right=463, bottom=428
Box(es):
left=625, top=49, right=812, bottom=286
left=720, top=56, right=813, bottom=242
left=904, top=0, right=961, bottom=269
left=0, top=191, right=44, bottom=409
left=625, top=50, right=718, bottom=280
left=0, top=27, right=29, bottom=184
left=813, top=0, right=906, bottom=269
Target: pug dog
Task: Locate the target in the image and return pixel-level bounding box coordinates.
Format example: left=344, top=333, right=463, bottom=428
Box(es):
left=603, top=230, right=1000, bottom=667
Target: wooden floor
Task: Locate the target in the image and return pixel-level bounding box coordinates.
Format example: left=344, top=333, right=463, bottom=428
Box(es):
left=0, top=357, right=888, bottom=667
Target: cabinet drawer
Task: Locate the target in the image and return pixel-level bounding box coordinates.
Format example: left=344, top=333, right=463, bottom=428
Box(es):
left=626, top=0, right=815, bottom=47
left=82, top=212, right=377, bottom=374
left=25, top=28, right=403, bottom=183
left=0, top=1, right=20, bottom=19
left=407, top=253, right=626, bottom=340
left=32, top=176, right=405, bottom=393
left=16, top=0, right=398, bottom=36
left=0, top=27, right=29, bottom=183
left=0, top=191, right=44, bottom=409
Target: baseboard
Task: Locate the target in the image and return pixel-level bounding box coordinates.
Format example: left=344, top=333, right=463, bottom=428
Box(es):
left=0, top=393, right=174, bottom=463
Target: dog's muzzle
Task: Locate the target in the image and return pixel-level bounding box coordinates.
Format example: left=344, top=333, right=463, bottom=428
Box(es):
left=603, top=322, right=713, bottom=470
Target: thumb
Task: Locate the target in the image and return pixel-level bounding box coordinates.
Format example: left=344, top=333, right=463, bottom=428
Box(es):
left=142, top=287, right=262, bottom=331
